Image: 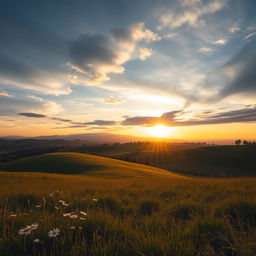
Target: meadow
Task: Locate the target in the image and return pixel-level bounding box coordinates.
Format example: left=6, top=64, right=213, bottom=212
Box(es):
left=64, top=143, right=256, bottom=177
left=1, top=153, right=256, bottom=255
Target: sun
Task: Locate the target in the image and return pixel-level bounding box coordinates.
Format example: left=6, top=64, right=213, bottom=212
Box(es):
left=147, top=124, right=172, bottom=138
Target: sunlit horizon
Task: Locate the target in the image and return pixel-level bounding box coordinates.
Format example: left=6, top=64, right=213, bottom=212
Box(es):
left=0, top=0, right=256, bottom=141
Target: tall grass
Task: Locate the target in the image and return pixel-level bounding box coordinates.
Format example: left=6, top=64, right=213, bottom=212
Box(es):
left=1, top=171, right=256, bottom=255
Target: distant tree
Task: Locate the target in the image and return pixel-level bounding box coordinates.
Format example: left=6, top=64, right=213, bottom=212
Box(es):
left=243, top=140, right=248, bottom=145
left=235, top=139, right=241, bottom=145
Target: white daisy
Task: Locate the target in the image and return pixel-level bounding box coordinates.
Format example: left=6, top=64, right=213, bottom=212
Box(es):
left=80, top=211, right=87, bottom=216
left=48, top=228, right=60, bottom=238
left=69, top=214, right=78, bottom=219
left=18, top=225, right=32, bottom=235
left=30, top=223, right=39, bottom=230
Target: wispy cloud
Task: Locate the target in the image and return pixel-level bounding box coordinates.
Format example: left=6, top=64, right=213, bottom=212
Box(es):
left=206, top=39, right=256, bottom=100
left=213, top=39, right=227, bottom=45
left=18, top=112, right=47, bottom=118
left=198, top=47, right=213, bottom=53
left=0, top=91, right=14, bottom=97
left=18, top=112, right=117, bottom=128
left=244, top=32, right=256, bottom=40
left=104, top=98, right=123, bottom=104
left=121, top=105, right=256, bottom=127
left=158, top=0, right=225, bottom=30
left=229, top=25, right=240, bottom=34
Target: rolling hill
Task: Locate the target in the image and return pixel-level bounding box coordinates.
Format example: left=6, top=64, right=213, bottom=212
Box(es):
left=111, top=145, right=256, bottom=177
left=0, top=152, right=177, bottom=178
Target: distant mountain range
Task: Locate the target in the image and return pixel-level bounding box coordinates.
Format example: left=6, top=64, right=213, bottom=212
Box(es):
left=1, top=133, right=142, bottom=143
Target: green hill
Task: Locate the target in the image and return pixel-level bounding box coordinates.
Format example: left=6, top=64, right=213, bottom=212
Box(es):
left=0, top=152, right=176, bottom=178
left=112, top=145, right=256, bottom=177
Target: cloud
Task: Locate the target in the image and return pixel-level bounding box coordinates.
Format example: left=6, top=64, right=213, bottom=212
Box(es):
left=229, top=25, right=240, bottom=34
left=104, top=98, right=123, bottom=104
left=0, top=95, right=63, bottom=117
left=68, top=23, right=160, bottom=85
left=51, top=117, right=72, bottom=122
left=18, top=112, right=47, bottom=118
left=17, top=107, right=117, bottom=127
left=244, top=32, right=256, bottom=40
left=158, top=0, right=225, bottom=30
left=0, top=91, right=14, bottom=97
left=17, top=112, right=72, bottom=123
left=121, top=105, right=256, bottom=127
left=68, top=75, right=78, bottom=84
left=121, top=116, right=159, bottom=126
left=180, top=0, right=201, bottom=7
left=208, top=39, right=256, bottom=100
left=198, top=47, right=213, bottom=53
left=83, top=120, right=118, bottom=126
left=213, top=39, right=227, bottom=45
left=0, top=10, right=73, bottom=96
left=139, top=47, right=152, bottom=60
left=163, top=33, right=178, bottom=39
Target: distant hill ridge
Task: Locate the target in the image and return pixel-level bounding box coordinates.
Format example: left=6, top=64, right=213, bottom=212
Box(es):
left=0, top=152, right=178, bottom=179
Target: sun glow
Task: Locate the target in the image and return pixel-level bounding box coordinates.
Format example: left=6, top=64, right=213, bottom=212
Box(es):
left=147, top=125, right=172, bottom=138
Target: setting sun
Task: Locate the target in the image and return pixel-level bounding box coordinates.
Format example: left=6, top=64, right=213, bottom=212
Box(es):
left=147, top=125, right=172, bottom=138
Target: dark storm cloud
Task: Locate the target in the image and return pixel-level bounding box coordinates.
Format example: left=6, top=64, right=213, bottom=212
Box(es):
left=18, top=113, right=47, bottom=118
left=121, top=105, right=256, bottom=126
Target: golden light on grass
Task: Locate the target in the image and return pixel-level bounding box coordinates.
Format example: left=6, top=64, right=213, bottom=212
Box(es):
left=147, top=124, right=172, bottom=138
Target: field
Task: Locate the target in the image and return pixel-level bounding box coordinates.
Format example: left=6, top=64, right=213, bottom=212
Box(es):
left=1, top=153, right=256, bottom=255
left=64, top=143, right=256, bottom=177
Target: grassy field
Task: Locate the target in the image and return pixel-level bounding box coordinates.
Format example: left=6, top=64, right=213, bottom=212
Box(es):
left=1, top=153, right=256, bottom=255
left=106, top=144, right=256, bottom=177
left=0, top=152, right=175, bottom=178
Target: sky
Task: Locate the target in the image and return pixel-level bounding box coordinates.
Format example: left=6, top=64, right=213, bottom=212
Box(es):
left=0, top=0, right=256, bottom=141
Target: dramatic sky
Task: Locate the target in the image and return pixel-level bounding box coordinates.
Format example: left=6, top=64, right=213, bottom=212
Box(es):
left=0, top=0, right=256, bottom=141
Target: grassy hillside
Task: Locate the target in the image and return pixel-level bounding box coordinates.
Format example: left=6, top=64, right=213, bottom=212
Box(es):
left=111, top=145, right=256, bottom=177
left=0, top=152, right=175, bottom=178
left=1, top=170, right=256, bottom=255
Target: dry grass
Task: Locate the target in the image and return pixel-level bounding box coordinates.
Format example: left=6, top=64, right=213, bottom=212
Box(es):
left=1, top=153, right=256, bottom=255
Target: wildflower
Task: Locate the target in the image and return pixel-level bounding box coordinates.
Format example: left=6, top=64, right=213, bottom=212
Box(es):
left=10, top=214, right=17, bottom=218
left=63, top=212, right=73, bottom=217
left=48, top=228, right=60, bottom=238
left=78, top=226, right=83, bottom=230
left=70, top=226, right=76, bottom=230
left=36, top=205, right=42, bottom=208
left=30, top=223, right=39, bottom=230
left=59, top=200, right=69, bottom=206
left=79, top=217, right=85, bottom=221
left=80, top=211, right=87, bottom=216
left=54, top=206, right=60, bottom=210
left=33, top=238, right=40, bottom=243
left=18, top=225, right=32, bottom=235
left=92, top=199, right=98, bottom=202
left=69, top=214, right=78, bottom=219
